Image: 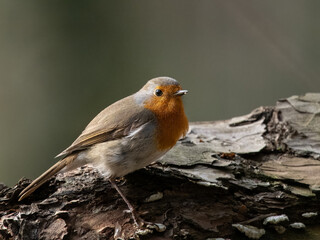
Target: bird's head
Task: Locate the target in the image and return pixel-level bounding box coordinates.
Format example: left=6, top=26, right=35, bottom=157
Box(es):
left=136, top=77, right=188, bottom=115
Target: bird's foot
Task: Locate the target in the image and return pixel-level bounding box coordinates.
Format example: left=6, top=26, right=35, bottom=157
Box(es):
left=134, top=222, right=167, bottom=237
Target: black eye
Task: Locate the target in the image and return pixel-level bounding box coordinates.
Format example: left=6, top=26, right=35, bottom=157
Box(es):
left=154, top=89, right=163, bottom=96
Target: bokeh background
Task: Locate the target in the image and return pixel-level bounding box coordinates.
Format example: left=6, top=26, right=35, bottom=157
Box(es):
left=0, top=1, right=319, bottom=186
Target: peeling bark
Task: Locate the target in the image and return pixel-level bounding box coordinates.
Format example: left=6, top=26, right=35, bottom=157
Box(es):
left=1, top=93, right=320, bottom=239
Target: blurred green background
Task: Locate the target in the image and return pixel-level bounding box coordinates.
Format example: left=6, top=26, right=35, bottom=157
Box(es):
left=0, top=1, right=319, bottom=186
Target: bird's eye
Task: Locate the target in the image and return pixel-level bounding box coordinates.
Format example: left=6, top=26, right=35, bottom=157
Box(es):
left=154, top=89, right=163, bottom=96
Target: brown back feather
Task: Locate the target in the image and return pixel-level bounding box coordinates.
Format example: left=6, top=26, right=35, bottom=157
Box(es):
left=56, top=95, right=155, bottom=158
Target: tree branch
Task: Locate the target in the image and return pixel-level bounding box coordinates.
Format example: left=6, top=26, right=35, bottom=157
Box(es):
left=1, top=93, right=320, bottom=239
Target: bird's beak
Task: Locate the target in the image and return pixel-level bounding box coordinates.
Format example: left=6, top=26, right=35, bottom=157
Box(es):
left=174, top=90, right=188, bottom=96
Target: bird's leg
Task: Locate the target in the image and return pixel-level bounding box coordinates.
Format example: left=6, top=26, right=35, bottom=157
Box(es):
left=109, top=179, right=139, bottom=227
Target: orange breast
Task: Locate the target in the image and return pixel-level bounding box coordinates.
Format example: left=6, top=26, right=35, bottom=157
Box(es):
left=144, top=85, right=189, bottom=150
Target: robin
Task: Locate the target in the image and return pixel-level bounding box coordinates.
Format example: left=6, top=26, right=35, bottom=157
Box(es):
left=19, top=76, right=189, bottom=225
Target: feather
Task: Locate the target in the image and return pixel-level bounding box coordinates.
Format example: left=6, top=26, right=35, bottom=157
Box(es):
left=18, top=153, right=77, bottom=201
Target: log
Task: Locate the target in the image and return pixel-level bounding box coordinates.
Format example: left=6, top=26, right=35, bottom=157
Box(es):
left=1, top=93, right=320, bottom=239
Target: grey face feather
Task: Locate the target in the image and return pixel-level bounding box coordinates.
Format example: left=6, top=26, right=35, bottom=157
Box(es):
left=147, top=77, right=179, bottom=86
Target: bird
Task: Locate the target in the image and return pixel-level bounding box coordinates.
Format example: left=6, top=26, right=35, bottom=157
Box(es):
left=18, top=76, right=189, bottom=226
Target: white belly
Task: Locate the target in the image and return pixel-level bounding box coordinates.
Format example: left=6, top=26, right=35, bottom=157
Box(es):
left=83, top=138, right=166, bottom=178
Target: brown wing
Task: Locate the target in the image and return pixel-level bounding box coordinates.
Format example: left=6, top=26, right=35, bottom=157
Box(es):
left=56, top=95, right=155, bottom=158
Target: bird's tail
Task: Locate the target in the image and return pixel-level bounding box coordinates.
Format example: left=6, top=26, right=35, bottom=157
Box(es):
left=18, top=153, right=78, bottom=201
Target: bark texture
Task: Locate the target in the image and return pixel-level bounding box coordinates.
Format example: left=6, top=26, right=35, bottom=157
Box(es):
left=1, top=93, right=320, bottom=240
